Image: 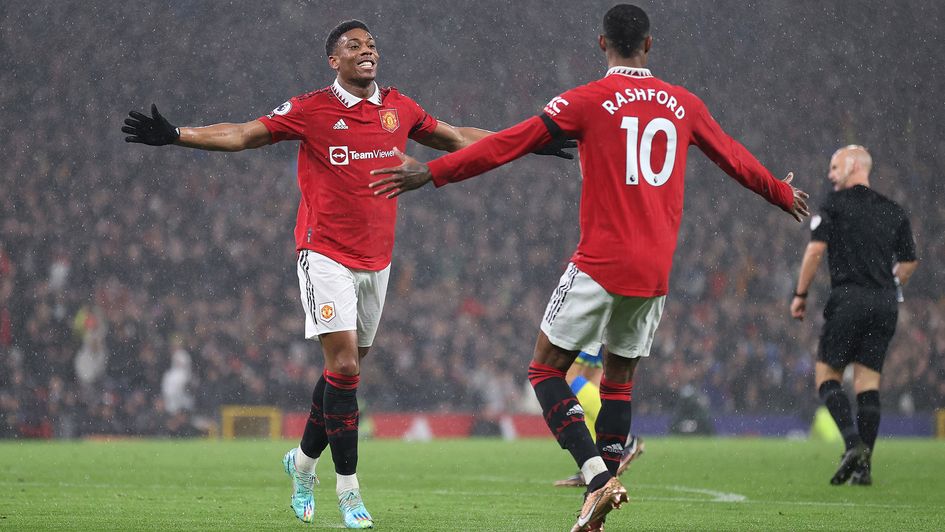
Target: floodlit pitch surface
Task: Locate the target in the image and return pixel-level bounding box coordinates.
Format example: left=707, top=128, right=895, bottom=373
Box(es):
left=1, top=437, right=942, bottom=530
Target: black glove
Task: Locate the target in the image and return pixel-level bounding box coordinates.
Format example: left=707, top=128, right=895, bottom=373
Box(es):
left=122, top=104, right=180, bottom=146
left=533, top=137, right=577, bottom=160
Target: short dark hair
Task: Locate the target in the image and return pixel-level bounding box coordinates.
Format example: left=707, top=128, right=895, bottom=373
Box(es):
left=325, top=20, right=371, bottom=56
left=603, top=4, right=650, bottom=57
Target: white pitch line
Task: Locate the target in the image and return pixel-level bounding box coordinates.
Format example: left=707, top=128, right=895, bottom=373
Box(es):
left=643, top=484, right=748, bottom=502
left=427, top=484, right=747, bottom=502
left=629, top=496, right=929, bottom=510
left=630, top=484, right=931, bottom=509
left=634, top=496, right=746, bottom=503
left=745, top=499, right=927, bottom=510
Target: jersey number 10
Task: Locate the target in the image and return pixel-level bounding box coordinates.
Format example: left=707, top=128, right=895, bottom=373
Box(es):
left=621, top=116, right=677, bottom=187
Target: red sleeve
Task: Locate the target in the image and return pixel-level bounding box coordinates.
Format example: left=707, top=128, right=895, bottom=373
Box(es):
left=399, top=94, right=439, bottom=141
left=689, top=97, right=794, bottom=211
left=540, top=86, right=587, bottom=139
left=428, top=116, right=553, bottom=187
left=258, top=96, right=307, bottom=143
left=409, top=113, right=438, bottom=140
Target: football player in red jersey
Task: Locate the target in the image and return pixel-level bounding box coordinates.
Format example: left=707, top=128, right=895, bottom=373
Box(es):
left=122, top=19, right=573, bottom=529
left=371, top=5, right=809, bottom=530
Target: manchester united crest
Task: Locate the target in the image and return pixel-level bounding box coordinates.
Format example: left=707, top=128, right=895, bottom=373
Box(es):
left=378, top=109, right=400, bottom=133
left=319, top=302, right=335, bottom=322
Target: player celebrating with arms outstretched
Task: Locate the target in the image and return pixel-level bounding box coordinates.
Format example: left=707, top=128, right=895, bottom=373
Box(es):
left=122, top=20, right=572, bottom=529
left=371, top=5, right=809, bottom=530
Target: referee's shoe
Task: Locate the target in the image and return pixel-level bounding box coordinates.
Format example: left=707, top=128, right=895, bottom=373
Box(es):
left=830, top=443, right=869, bottom=485
left=849, top=453, right=873, bottom=486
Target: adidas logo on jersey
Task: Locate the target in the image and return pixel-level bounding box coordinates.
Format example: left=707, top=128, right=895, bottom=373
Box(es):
left=332, top=119, right=349, bottom=130
left=602, top=443, right=624, bottom=454
left=566, top=404, right=585, bottom=417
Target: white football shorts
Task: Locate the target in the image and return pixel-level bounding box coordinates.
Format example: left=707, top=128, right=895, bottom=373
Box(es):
left=540, top=263, right=665, bottom=359
left=296, top=250, right=390, bottom=347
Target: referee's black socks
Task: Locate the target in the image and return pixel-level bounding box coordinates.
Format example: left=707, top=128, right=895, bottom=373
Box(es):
left=856, top=390, right=881, bottom=450
left=819, top=380, right=862, bottom=450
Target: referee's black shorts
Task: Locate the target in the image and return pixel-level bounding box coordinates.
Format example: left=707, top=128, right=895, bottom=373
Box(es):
left=818, top=285, right=898, bottom=372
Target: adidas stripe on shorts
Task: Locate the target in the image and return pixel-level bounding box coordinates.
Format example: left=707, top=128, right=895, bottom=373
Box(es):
left=540, top=263, right=665, bottom=359
left=296, top=250, right=390, bottom=347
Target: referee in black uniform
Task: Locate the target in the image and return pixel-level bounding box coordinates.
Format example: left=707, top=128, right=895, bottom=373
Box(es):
left=791, top=145, right=918, bottom=486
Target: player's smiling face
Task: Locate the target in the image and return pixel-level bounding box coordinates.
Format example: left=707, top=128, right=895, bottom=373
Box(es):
left=329, top=28, right=378, bottom=84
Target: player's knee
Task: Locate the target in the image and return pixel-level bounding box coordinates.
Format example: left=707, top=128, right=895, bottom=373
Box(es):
left=329, top=357, right=360, bottom=376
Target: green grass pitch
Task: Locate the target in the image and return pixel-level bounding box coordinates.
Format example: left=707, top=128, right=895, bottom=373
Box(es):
left=1, top=437, right=943, bottom=530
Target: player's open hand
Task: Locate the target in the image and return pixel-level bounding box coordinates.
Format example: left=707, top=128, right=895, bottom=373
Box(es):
left=123, top=104, right=180, bottom=146
left=533, top=138, right=578, bottom=160
left=370, top=148, right=432, bottom=198
left=783, top=172, right=810, bottom=223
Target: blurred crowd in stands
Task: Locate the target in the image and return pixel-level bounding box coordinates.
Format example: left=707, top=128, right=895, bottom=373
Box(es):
left=2, top=1, right=944, bottom=437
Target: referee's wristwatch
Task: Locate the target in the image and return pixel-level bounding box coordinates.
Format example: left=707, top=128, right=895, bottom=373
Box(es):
left=794, top=291, right=808, bottom=299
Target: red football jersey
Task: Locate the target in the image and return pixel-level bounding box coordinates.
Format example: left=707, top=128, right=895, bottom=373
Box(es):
left=260, top=80, right=438, bottom=270
left=428, top=66, right=792, bottom=297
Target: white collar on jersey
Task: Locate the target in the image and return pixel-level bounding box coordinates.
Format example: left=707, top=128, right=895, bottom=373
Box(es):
left=606, top=66, right=653, bottom=78
left=331, top=79, right=383, bottom=108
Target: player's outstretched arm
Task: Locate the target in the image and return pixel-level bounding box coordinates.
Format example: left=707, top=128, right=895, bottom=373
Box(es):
left=371, top=115, right=560, bottom=198
left=418, top=121, right=576, bottom=159
left=416, top=121, right=490, bottom=152
left=123, top=104, right=271, bottom=152
left=690, top=99, right=808, bottom=222
left=369, top=148, right=432, bottom=198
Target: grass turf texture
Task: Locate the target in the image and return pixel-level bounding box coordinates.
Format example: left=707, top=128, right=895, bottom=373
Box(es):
left=1, top=437, right=943, bottom=530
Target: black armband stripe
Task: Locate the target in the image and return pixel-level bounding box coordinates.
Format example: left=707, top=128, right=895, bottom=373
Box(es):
left=539, top=113, right=565, bottom=141
left=409, top=113, right=430, bottom=135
